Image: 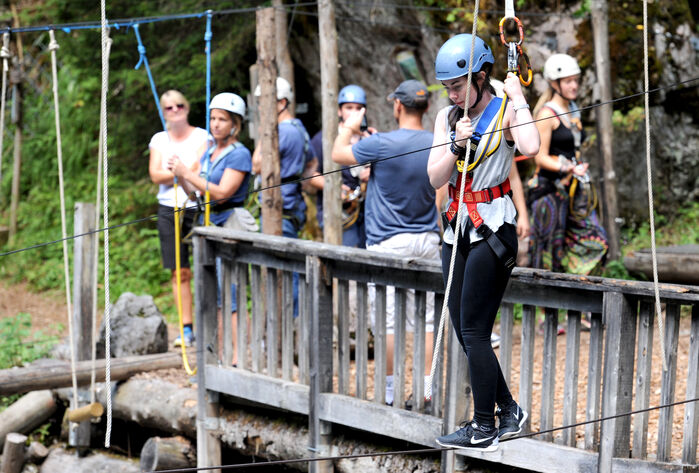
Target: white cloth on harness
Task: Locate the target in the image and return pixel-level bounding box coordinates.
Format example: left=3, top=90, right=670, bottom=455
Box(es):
left=441, top=101, right=517, bottom=245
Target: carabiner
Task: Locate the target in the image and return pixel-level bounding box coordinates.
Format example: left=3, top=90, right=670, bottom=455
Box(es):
left=517, top=46, right=533, bottom=86
left=499, top=16, right=524, bottom=46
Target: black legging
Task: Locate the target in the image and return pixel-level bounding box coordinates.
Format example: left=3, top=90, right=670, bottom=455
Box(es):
left=442, top=222, right=517, bottom=428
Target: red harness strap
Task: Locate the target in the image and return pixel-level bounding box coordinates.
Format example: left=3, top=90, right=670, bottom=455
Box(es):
left=446, top=174, right=511, bottom=229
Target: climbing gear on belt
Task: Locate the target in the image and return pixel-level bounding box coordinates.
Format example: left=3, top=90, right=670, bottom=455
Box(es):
left=449, top=96, right=507, bottom=173
left=498, top=6, right=532, bottom=87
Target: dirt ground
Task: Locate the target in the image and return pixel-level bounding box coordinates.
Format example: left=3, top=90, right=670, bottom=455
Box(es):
left=0, top=281, right=694, bottom=463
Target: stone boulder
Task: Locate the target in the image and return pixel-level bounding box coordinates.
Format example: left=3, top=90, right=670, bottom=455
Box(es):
left=96, top=293, right=168, bottom=358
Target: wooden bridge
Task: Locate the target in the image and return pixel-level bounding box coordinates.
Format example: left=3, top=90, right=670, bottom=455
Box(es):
left=192, top=226, right=699, bottom=473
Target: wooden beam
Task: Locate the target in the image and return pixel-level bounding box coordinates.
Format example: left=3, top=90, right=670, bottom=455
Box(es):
left=0, top=391, right=55, bottom=452
left=0, top=352, right=181, bottom=395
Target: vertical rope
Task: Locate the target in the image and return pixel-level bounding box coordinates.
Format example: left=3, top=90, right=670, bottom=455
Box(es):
left=0, top=33, right=10, bottom=185
left=91, top=32, right=112, bottom=405
left=48, top=29, right=78, bottom=413
left=426, top=2, right=480, bottom=400
left=642, top=0, right=666, bottom=370
left=100, top=0, right=113, bottom=447
left=203, top=11, right=213, bottom=227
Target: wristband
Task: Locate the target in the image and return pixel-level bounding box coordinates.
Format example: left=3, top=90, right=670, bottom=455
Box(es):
left=512, top=102, right=530, bottom=111
left=450, top=140, right=466, bottom=157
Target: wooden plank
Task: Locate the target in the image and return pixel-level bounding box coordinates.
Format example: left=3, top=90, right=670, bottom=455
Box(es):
left=598, top=292, right=636, bottom=472
left=222, top=260, right=233, bottom=367
left=374, top=285, right=387, bottom=405
left=633, top=301, right=654, bottom=458
left=519, top=304, right=536, bottom=431
left=330, top=259, right=443, bottom=293
left=337, top=279, right=350, bottom=395
left=393, top=288, right=407, bottom=409
left=432, top=293, right=445, bottom=418
left=231, top=247, right=306, bottom=275
left=299, top=274, right=310, bottom=385
left=682, top=303, right=699, bottom=464
left=561, top=310, right=581, bottom=447
left=193, top=234, right=221, bottom=472
left=265, top=268, right=279, bottom=378
left=499, top=303, right=515, bottom=386
left=281, top=271, right=294, bottom=381
left=413, top=290, right=427, bottom=411
left=540, top=307, right=558, bottom=442
left=656, top=303, right=680, bottom=462
left=585, top=312, right=604, bottom=451
left=250, top=265, right=264, bottom=374
left=236, top=263, right=249, bottom=371
left=355, top=282, right=368, bottom=400
left=205, top=365, right=309, bottom=415
left=504, top=281, right=603, bottom=313
left=0, top=353, right=183, bottom=395
left=442, top=325, right=467, bottom=473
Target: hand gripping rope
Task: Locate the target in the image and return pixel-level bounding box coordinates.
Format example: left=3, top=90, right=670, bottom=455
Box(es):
left=133, top=23, right=197, bottom=376
left=498, top=0, right=532, bottom=87
left=426, top=0, right=482, bottom=402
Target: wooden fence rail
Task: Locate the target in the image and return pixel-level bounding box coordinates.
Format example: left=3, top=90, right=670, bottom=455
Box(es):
left=193, top=227, right=699, bottom=473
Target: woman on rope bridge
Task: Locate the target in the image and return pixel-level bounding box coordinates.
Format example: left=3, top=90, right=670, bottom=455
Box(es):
left=427, top=34, right=540, bottom=452
left=168, top=92, right=252, bottom=367
left=528, top=53, right=608, bottom=275
left=149, top=90, right=208, bottom=349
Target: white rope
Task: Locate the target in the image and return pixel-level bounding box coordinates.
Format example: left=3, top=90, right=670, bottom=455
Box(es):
left=100, top=0, right=113, bottom=447
left=426, top=1, right=480, bottom=400
left=90, top=32, right=112, bottom=405
left=48, top=29, right=79, bottom=415
left=642, top=0, right=666, bottom=370
left=0, top=33, right=10, bottom=186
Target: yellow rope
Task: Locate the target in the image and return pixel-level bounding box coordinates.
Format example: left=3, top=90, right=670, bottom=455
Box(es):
left=174, top=182, right=196, bottom=375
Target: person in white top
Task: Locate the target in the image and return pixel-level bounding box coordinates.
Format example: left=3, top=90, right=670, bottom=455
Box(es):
left=149, top=90, right=209, bottom=347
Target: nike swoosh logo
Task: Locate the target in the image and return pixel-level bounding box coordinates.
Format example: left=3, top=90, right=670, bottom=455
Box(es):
left=470, top=435, right=495, bottom=444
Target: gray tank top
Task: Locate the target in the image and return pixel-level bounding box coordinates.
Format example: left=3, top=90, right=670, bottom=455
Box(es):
left=442, top=101, right=517, bottom=245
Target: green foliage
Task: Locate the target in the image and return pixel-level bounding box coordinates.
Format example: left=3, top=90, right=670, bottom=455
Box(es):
left=602, top=258, right=633, bottom=280
left=0, top=313, right=61, bottom=369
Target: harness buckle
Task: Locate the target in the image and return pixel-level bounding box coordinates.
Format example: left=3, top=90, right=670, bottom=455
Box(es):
left=487, top=188, right=494, bottom=202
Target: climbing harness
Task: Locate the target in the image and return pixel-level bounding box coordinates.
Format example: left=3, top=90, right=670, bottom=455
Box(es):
left=0, top=33, right=9, bottom=185
left=133, top=21, right=197, bottom=376
left=498, top=4, right=532, bottom=87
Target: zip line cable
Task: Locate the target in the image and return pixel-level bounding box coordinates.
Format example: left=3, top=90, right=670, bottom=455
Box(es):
left=146, top=396, right=699, bottom=473
left=0, top=75, right=697, bottom=260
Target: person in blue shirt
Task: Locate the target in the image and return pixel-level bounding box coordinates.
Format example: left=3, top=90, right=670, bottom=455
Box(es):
left=169, top=92, right=251, bottom=366
left=309, top=85, right=373, bottom=246
left=332, top=80, right=444, bottom=406
left=252, top=77, right=313, bottom=317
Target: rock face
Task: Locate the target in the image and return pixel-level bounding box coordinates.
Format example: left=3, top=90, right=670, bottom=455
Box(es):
left=96, top=293, right=168, bottom=358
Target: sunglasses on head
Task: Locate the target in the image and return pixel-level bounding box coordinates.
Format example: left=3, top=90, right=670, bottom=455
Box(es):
left=164, top=103, right=185, bottom=111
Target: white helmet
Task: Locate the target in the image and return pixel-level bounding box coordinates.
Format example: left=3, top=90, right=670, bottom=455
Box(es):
left=254, top=77, right=293, bottom=101
left=209, top=92, right=246, bottom=118
left=543, top=54, right=581, bottom=81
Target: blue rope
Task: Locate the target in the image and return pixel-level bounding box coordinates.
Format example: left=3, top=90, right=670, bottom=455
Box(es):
left=204, top=11, right=213, bottom=190
left=132, top=23, right=167, bottom=134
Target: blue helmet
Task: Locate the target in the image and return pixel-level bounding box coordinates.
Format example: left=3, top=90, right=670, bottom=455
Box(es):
left=338, top=84, right=367, bottom=106
left=435, top=34, right=494, bottom=81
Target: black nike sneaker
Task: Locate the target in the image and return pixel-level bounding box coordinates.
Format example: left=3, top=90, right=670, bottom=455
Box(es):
left=496, top=403, right=528, bottom=440
left=436, top=420, right=499, bottom=452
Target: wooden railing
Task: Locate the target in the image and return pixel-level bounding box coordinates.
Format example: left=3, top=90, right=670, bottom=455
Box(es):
left=192, top=227, right=699, bottom=473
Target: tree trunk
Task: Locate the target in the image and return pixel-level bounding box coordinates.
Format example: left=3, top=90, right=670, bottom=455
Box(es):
left=140, top=436, right=195, bottom=472
left=0, top=391, right=55, bottom=453
left=24, top=441, right=48, bottom=465
left=0, top=433, right=26, bottom=473
left=273, top=0, right=295, bottom=114
left=0, top=352, right=181, bottom=395
left=256, top=7, right=282, bottom=236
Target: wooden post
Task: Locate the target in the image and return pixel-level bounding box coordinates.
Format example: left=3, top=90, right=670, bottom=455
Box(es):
left=590, top=0, right=620, bottom=261
left=194, top=235, right=221, bottom=473
left=318, top=0, right=341, bottom=245
left=273, top=0, right=295, bottom=114
left=441, top=326, right=469, bottom=473
left=8, top=3, right=23, bottom=241
left=256, top=8, right=282, bottom=237
left=248, top=65, right=259, bottom=142
left=69, top=203, right=96, bottom=449
left=0, top=432, right=26, bottom=473
left=598, top=292, right=636, bottom=472
left=308, top=256, right=333, bottom=473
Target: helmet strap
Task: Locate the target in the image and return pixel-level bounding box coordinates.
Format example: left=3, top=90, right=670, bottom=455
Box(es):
left=278, top=98, right=289, bottom=116
left=552, top=80, right=573, bottom=102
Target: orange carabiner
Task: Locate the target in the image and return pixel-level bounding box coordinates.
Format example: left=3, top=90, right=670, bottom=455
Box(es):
left=517, top=46, right=533, bottom=86
left=499, top=16, right=524, bottom=46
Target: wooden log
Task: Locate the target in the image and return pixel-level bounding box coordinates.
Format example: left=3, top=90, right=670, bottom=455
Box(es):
left=24, top=441, right=48, bottom=464
left=139, top=436, right=195, bottom=472
left=65, top=402, right=104, bottom=423
left=623, top=246, right=699, bottom=285
left=0, top=391, right=55, bottom=452
left=0, top=433, right=26, bottom=473
left=39, top=448, right=140, bottom=473
left=0, top=352, right=182, bottom=395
